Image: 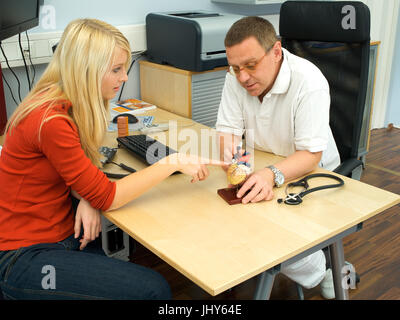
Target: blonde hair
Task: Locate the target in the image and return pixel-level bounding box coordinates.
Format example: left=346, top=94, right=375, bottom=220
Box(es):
left=225, top=16, right=279, bottom=51
left=5, top=18, right=131, bottom=166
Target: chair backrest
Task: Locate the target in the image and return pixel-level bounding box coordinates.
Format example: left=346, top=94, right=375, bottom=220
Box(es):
left=279, top=1, right=370, bottom=163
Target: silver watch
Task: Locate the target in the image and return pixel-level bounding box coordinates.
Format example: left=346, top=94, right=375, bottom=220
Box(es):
left=267, top=165, right=285, bottom=187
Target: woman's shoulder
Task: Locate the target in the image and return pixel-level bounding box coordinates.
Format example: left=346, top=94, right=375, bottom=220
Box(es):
left=31, top=100, right=77, bottom=136
left=35, top=99, right=72, bottom=115
left=51, top=100, right=72, bottom=113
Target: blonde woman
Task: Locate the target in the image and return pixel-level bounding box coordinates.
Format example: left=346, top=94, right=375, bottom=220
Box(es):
left=0, top=19, right=224, bottom=300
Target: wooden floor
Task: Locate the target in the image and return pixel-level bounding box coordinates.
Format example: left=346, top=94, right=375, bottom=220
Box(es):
left=130, top=128, right=400, bottom=300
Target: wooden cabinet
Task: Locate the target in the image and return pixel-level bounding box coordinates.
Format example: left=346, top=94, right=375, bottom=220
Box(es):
left=139, top=60, right=228, bottom=128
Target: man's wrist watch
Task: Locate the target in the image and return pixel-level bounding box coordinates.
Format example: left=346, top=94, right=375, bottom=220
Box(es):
left=267, top=165, right=285, bottom=187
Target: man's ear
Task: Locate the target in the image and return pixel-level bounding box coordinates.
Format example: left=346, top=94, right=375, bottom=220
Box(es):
left=272, top=41, right=282, bottom=62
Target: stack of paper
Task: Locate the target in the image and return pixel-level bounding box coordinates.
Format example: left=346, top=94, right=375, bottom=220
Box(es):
left=110, top=99, right=157, bottom=118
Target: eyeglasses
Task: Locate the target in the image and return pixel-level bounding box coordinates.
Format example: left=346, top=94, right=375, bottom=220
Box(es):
left=229, top=52, right=267, bottom=76
left=229, top=43, right=274, bottom=76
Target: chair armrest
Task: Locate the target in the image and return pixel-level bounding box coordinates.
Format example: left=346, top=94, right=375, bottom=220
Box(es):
left=333, top=158, right=363, bottom=176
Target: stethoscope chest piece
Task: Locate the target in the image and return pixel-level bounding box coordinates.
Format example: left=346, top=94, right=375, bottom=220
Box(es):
left=282, top=193, right=303, bottom=205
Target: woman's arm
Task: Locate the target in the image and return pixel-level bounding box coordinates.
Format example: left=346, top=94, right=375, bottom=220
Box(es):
left=71, top=189, right=102, bottom=250
left=107, top=153, right=226, bottom=211
left=74, top=197, right=102, bottom=250
left=71, top=189, right=81, bottom=200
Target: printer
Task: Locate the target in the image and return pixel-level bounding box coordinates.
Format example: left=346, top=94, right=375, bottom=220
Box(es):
left=145, top=11, right=243, bottom=72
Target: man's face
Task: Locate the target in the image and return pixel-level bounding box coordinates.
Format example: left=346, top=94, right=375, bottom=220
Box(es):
left=226, top=36, right=282, bottom=99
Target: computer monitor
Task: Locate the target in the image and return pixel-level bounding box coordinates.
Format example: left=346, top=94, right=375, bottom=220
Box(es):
left=0, top=0, right=43, bottom=41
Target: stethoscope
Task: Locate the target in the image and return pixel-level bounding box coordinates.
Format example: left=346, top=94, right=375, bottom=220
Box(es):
left=277, top=173, right=345, bottom=205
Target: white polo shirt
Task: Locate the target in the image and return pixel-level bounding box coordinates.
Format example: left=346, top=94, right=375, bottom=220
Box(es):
left=216, top=48, right=340, bottom=171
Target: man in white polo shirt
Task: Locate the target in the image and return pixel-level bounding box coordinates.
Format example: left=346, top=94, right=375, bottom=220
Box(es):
left=216, top=16, right=340, bottom=299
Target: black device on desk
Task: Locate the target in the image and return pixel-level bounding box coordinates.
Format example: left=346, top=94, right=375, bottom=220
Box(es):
left=99, top=146, right=136, bottom=179
left=117, top=134, right=177, bottom=166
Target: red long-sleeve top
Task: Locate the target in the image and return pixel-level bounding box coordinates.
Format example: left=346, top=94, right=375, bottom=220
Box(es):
left=0, top=101, right=116, bottom=250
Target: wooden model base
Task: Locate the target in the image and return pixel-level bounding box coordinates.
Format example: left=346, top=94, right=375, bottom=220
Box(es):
left=217, top=187, right=250, bottom=205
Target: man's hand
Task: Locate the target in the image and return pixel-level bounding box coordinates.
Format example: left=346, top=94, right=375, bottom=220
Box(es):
left=236, top=168, right=275, bottom=204
left=74, top=198, right=102, bottom=250
left=217, top=132, right=242, bottom=172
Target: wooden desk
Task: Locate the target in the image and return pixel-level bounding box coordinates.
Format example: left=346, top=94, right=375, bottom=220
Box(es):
left=102, top=108, right=400, bottom=298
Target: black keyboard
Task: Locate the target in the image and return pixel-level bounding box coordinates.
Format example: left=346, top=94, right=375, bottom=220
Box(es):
left=117, top=134, right=177, bottom=165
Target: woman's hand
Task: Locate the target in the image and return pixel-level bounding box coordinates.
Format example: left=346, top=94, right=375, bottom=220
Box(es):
left=108, top=153, right=228, bottom=212
left=168, top=153, right=227, bottom=183
left=74, top=197, right=102, bottom=250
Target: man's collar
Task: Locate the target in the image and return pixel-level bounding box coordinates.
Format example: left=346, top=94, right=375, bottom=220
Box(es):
left=269, top=48, right=291, bottom=95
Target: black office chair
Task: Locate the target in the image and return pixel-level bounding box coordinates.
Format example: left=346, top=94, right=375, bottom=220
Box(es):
left=280, top=0, right=370, bottom=180
left=279, top=0, right=370, bottom=298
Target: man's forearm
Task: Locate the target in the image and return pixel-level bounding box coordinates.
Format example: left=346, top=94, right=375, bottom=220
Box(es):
left=271, top=150, right=322, bottom=183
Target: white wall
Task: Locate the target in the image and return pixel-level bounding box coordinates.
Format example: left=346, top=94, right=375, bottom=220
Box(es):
left=1, top=0, right=281, bottom=119
left=385, top=4, right=400, bottom=127
left=1, top=0, right=398, bottom=129
left=361, top=0, right=400, bottom=129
